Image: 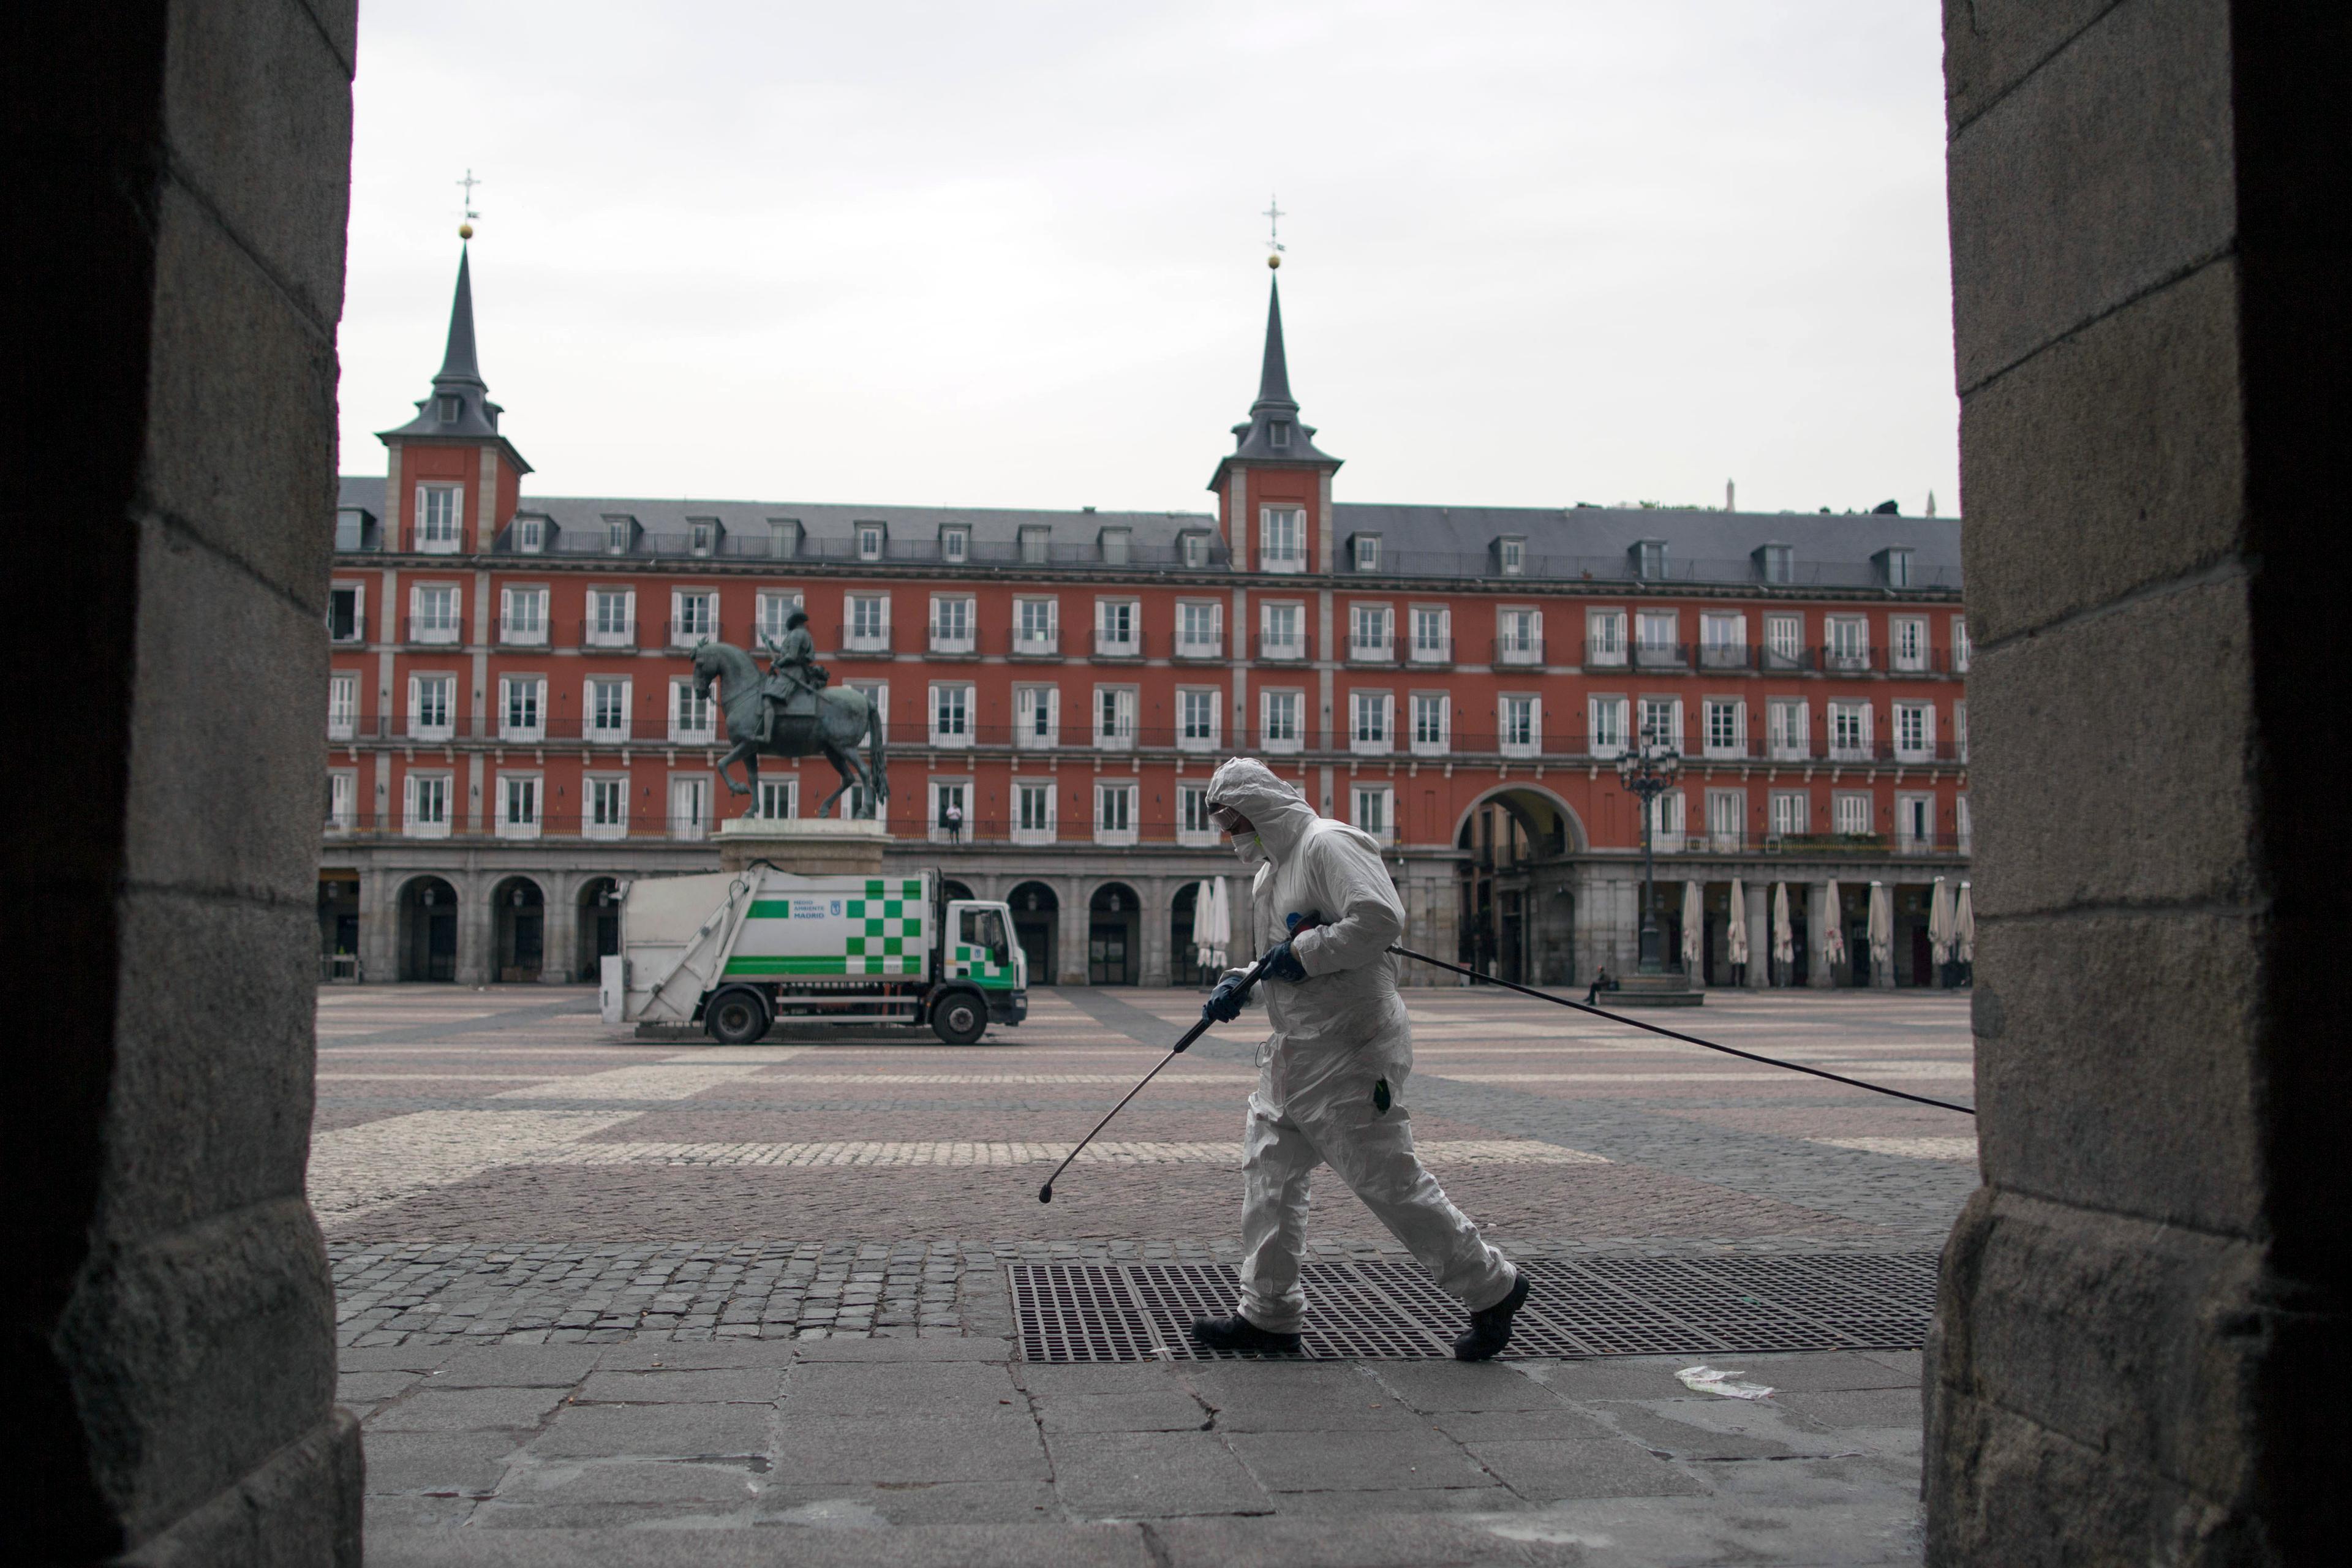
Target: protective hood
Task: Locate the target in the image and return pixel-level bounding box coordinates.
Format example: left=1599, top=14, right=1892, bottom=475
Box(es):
left=1206, top=758, right=1321, bottom=866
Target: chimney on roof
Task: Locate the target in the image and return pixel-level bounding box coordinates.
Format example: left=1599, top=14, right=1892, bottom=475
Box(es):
left=1726, top=479, right=1735, bottom=513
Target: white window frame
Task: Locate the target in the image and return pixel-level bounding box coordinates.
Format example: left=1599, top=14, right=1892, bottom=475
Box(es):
left=1635, top=609, right=1680, bottom=667
left=1094, top=685, right=1136, bottom=751
left=1952, top=616, right=1973, bottom=674
left=499, top=586, right=549, bottom=646
left=930, top=682, right=974, bottom=748
left=1833, top=791, right=1875, bottom=838
left=1828, top=701, right=1873, bottom=762
left=756, top=777, right=798, bottom=821
left=513, top=514, right=546, bottom=554
left=755, top=590, right=804, bottom=648
left=1767, top=698, right=1809, bottom=762
left=1586, top=608, right=1627, bottom=667
left=1409, top=692, right=1449, bottom=757
left=669, top=775, right=710, bottom=841
left=1826, top=614, right=1870, bottom=671
left=1706, top=787, right=1746, bottom=852
left=1763, top=613, right=1804, bottom=669
left=410, top=582, right=461, bottom=646
left=1352, top=534, right=1381, bottom=572
left=1261, top=688, right=1304, bottom=755
left=1768, top=790, right=1808, bottom=841
left=1176, top=601, right=1222, bottom=658
left=1259, top=507, right=1305, bottom=573
left=1259, top=601, right=1306, bottom=660
left=1014, top=684, right=1060, bottom=750
left=586, top=588, right=636, bottom=649
left=856, top=522, right=885, bottom=562
left=1955, top=700, right=1969, bottom=764
left=928, top=779, right=971, bottom=845
left=585, top=777, right=630, bottom=840
left=415, top=484, right=462, bottom=553
left=587, top=677, right=633, bottom=744
left=845, top=593, right=891, bottom=652
left=1956, top=794, right=1973, bottom=853
left=1890, top=616, right=1929, bottom=673
left=325, top=769, right=356, bottom=831
left=1349, top=602, right=1395, bottom=662
left=941, top=526, right=970, bottom=564
left=407, top=672, right=456, bottom=741
left=929, top=595, right=976, bottom=655
left=1349, top=690, right=1395, bottom=756
left=1408, top=605, right=1450, bottom=664
left=328, top=582, right=366, bottom=644
left=1638, top=696, right=1684, bottom=753
left=497, top=773, right=543, bottom=841
left=1013, top=779, right=1057, bottom=846
left=327, top=672, right=357, bottom=740
left=670, top=589, right=717, bottom=649
left=1702, top=697, right=1747, bottom=760
left=403, top=771, right=452, bottom=839
left=1093, top=780, right=1138, bottom=846
left=1698, top=612, right=1747, bottom=669
left=1588, top=695, right=1629, bottom=758
left=500, top=674, right=546, bottom=742
left=1352, top=785, right=1395, bottom=845
left=1014, top=596, right=1059, bottom=655
left=1498, top=537, right=1526, bottom=576
left=1893, top=700, right=1935, bottom=763
left=1896, top=792, right=1935, bottom=851
left=1496, top=606, right=1542, bottom=666
left=1647, top=789, right=1686, bottom=853
left=1177, top=783, right=1218, bottom=848
left=1176, top=687, right=1221, bottom=753
left=1094, top=597, right=1140, bottom=656
left=671, top=678, right=715, bottom=744
left=1499, top=694, right=1539, bottom=758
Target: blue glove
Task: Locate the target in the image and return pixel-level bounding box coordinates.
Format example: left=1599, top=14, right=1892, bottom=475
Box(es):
left=1265, top=910, right=1321, bottom=984
left=1201, top=971, right=1253, bottom=1023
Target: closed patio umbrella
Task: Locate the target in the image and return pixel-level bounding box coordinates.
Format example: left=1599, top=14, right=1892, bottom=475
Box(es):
left=1771, top=883, right=1795, bottom=970
left=1822, top=880, right=1847, bottom=968
left=1680, top=881, right=1703, bottom=973
left=1928, top=876, right=1954, bottom=968
left=1727, top=877, right=1750, bottom=970
left=1199, top=877, right=1230, bottom=973
left=1955, top=881, right=1975, bottom=965
left=1868, top=881, right=1893, bottom=976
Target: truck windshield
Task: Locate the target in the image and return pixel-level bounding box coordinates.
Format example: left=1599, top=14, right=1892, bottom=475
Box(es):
left=962, top=908, right=1008, bottom=951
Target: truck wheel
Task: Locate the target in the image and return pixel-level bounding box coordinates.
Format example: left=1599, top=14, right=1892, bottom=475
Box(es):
left=706, top=987, right=771, bottom=1046
left=932, top=992, right=987, bottom=1046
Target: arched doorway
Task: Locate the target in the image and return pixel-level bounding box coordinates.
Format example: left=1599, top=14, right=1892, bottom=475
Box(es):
left=576, top=878, right=621, bottom=981
left=941, top=878, right=975, bottom=903
left=1007, top=881, right=1058, bottom=987
left=1088, top=882, right=1140, bottom=986
left=317, top=870, right=360, bottom=981
left=398, top=876, right=459, bottom=982
left=492, top=876, right=546, bottom=982
left=1170, top=881, right=1202, bottom=989
left=1455, top=787, right=1585, bottom=986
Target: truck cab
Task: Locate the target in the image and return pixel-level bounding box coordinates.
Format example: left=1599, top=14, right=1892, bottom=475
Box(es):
left=940, top=900, right=1027, bottom=1030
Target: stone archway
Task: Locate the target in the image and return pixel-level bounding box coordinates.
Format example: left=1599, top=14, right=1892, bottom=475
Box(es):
left=1087, top=881, right=1141, bottom=986
left=490, top=876, right=547, bottom=982
left=576, top=878, right=622, bottom=981
left=397, top=876, right=461, bottom=982
left=1453, top=786, right=1585, bottom=986
left=1006, top=881, right=1058, bottom=988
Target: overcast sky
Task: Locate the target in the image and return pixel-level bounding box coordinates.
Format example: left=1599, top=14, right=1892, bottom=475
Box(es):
left=341, top=1, right=1958, bottom=519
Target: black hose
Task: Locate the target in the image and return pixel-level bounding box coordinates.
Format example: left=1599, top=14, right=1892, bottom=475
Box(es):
left=1387, top=944, right=1976, bottom=1117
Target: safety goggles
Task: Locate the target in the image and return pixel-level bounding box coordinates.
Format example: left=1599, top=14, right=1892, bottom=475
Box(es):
left=1207, top=804, right=1250, bottom=835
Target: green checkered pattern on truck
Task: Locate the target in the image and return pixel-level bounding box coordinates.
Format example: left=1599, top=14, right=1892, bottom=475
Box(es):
left=951, top=944, right=1019, bottom=989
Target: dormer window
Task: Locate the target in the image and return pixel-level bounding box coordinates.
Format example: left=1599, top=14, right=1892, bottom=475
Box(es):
left=1879, top=547, right=1914, bottom=588
left=603, top=514, right=635, bottom=556
left=1756, top=543, right=1793, bottom=584
left=1497, top=537, right=1526, bottom=576
left=1353, top=534, right=1382, bottom=572
left=688, top=518, right=717, bottom=557
left=436, top=394, right=460, bottom=423
left=515, top=516, right=545, bottom=554
left=1270, top=421, right=1291, bottom=450
left=1634, top=540, right=1668, bottom=579
left=941, top=526, right=969, bottom=564
left=1181, top=532, right=1211, bottom=568
left=1099, top=527, right=1131, bottom=565
left=767, top=518, right=801, bottom=559
left=857, top=522, right=886, bottom=562
left=1020, top=526, right=1050, bottom=565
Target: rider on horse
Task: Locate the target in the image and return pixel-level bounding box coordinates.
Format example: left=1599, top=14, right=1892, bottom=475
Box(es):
left=757, top=609, right=828, bottom=744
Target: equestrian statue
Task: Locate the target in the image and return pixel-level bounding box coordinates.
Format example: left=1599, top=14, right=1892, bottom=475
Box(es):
left=691, top=612, right=890, bottom=819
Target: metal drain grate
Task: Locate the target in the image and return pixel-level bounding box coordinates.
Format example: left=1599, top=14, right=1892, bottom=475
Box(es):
left=1009, top=1253, right=1937, bottom=1362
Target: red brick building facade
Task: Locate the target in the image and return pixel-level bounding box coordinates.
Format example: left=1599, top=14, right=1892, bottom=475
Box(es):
left=322, top=251, right=1970, bottom=989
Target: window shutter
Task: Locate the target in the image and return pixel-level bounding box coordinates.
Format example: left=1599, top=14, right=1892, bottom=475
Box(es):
left=1382, top=693, right=1396, bottom=743
left=1734, top=700, right=1747, bottom=750
left=1923, top=704, right=1938, bottom=748
left=1670, top=699, right=1684, bottom=748
left=622, top=589, right=637, bottom=633
left=1861, top=703, right=1876, bottom=746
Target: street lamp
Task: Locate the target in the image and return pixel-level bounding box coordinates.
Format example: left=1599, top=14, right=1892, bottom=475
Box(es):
left=1615, top=726, right=1683, bottom=974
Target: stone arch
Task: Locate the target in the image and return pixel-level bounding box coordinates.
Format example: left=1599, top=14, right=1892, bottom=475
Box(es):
left=1086, top=881, right=1142, bottom=986
left=575, top=876, right=624, bottom=982
left=1448, top=782, right=1588, bottom=856
left=1452, top=785, right=1586, bottom=987
left=396, top=875, right=461, bottom=982
left=489, top=875, right=548, bottom=982
left=1005, top=880, right=1059, bottom=989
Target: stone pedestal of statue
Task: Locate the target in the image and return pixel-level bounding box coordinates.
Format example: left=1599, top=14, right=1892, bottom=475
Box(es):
left=1612, top=970, right=1704, bottom=1008
left=717, top=816, right=891, bottom=877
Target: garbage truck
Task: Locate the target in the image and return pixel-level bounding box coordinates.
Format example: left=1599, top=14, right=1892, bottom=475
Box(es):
left=600, top=868, right=1027, bottom=1045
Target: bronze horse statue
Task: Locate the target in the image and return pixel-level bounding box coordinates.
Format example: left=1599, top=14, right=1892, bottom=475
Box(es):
left=690, top=641, right=889, bottom=819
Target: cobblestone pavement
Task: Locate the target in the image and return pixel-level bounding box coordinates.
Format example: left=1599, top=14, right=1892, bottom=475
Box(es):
left=318, top=982, right=1972, bottom=1563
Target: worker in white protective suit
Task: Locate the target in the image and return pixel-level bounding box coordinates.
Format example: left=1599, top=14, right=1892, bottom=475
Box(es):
left=1189, top=758, right=1530, bottom=1360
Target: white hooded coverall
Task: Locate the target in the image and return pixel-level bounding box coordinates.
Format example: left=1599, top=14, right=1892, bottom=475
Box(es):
left=1207, top=758, right=1517, bottom=1334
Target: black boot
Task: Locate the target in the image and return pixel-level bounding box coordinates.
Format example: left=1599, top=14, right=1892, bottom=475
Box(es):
left=1189, top=1314, right=1303, bottom=1355
left=1453, top=1270, right=1530, bottom=1362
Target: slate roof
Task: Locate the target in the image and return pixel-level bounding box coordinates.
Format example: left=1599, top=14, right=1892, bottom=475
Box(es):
left=1215, top=274, right=1339, bottom=477
left=377, top=246, right=530, bottom=467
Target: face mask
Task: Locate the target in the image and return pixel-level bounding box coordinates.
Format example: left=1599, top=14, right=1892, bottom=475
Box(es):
left=1232, top=832, right=1268, bottom=869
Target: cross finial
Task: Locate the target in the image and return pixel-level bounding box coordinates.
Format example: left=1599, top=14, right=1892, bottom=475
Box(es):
left=1262, top=195, right=1286, bottom=254
left=457, top=168, right=482, bottom=222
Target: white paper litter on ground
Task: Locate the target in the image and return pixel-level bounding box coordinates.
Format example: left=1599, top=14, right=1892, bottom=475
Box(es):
left=1677, top=1365, right=1776, bottom=1400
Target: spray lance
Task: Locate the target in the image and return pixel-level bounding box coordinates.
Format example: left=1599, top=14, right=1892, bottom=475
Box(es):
left=1038, top=912, right=1319, bottom=1204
